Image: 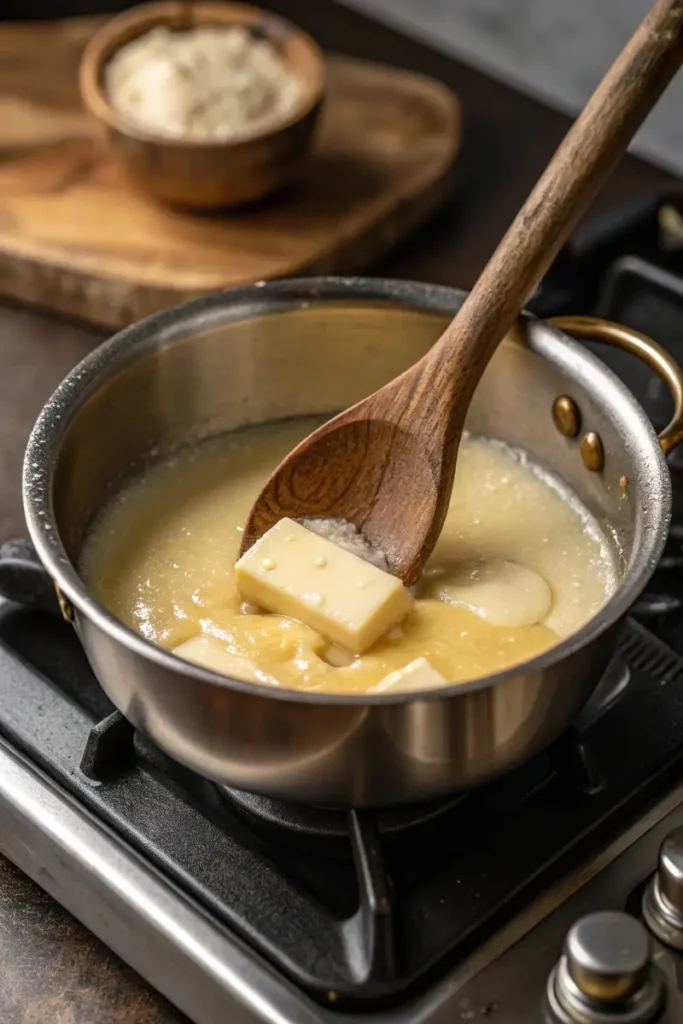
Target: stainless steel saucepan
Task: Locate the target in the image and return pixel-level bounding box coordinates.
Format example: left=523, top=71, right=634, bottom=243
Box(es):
left=22, top=279, right=683, bottom=807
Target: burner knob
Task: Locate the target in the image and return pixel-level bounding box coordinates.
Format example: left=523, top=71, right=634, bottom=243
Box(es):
left=545, top=911, right=665, bottom=1023
left=566, top=911, right=651, bottom=1002
left=643, top=825, right=683, bottom=950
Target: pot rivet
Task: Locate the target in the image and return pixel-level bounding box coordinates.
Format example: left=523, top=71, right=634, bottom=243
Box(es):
left=580, top=431, right=605, bottom=472
left=552, top=396, right=581, bottom=438
left=620, top=475, right=629, bottom=490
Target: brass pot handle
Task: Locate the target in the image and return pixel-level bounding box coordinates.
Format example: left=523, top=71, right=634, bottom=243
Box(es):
left=549, top=315, right=683, bottom=455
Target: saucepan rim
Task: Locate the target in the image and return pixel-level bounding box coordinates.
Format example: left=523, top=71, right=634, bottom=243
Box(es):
left=22, top=277, right=671, bottom=706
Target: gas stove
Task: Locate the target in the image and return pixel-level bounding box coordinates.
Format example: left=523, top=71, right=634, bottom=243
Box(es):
left=4, top=196, right=683, bottom=1023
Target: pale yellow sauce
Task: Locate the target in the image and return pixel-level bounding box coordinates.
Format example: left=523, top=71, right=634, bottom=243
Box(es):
left=81, top=418, right=618, bottom=693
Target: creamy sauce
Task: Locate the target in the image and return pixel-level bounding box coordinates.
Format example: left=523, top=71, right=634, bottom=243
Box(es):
left=81, top=418, right=618, bottom=693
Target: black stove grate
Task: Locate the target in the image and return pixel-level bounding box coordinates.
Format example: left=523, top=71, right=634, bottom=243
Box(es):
left=219, top=783, right=467, bottom=853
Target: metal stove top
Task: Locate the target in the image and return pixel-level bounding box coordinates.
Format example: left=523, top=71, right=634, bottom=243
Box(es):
left=4, top=193, right=683, bottom=1023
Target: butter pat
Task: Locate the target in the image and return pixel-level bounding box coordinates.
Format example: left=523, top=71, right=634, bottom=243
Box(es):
left=235, top=518, right=411, bottom=653
left=174, top=635, right=260, bottom=682
left=426, top=557, right=552, bottom=627
left=371, top=657, right=448, bottom=694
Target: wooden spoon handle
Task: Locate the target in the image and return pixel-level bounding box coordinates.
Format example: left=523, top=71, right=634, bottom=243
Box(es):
left=432, top=0, right=683, bottom=414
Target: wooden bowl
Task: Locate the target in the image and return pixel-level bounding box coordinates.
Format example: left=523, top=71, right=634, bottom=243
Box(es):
left=79, top=1, right=325, bottom=209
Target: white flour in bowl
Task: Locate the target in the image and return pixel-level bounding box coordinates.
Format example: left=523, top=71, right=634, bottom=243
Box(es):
left=104, top=25, right=302, bottom=141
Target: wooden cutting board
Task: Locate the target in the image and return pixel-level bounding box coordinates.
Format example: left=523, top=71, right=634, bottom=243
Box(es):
left=0, top=17, right=460, bottom=330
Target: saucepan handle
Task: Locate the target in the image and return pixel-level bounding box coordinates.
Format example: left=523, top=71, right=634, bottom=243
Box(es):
left=549, top=314, right=683, bottom=455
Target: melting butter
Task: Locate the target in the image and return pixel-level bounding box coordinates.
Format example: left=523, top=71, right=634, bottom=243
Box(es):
left=424, top=557, right=552, bottom=628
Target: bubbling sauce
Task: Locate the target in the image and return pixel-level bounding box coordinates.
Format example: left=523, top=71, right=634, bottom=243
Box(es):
left=81, top=418, right=618, bottom=694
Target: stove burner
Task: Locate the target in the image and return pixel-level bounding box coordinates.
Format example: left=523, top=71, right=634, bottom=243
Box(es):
left=221, top=721, right=613, bottom=856
left=220, top=659, right=641, bottom=852
left=220, top=786, right=465, bottom=851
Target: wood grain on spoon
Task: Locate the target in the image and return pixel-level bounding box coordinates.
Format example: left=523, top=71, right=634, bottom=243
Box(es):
left=242, top=0, right=683, bottom=585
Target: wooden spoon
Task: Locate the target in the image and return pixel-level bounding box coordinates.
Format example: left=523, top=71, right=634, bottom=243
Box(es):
left=242, top=0, right=683, bottom=585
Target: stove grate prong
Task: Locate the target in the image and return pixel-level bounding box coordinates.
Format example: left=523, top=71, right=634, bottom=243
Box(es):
left=341, top=809, right=397, bottom=985
left=80, top=710, right=136, bottom=781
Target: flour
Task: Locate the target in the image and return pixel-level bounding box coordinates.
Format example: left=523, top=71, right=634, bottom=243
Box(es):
left=105, top=25, right=302, bottom=141
left=299, top=518, right=390, bottom=573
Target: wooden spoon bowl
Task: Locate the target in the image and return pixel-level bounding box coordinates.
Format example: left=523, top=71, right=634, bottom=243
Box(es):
left=79, top=1, right=325, bottom=209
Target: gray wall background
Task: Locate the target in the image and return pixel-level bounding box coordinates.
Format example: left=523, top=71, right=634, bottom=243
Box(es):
left=345, top=0, right=683, bottom=175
